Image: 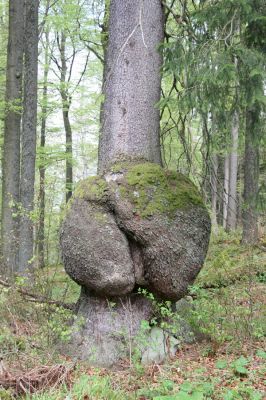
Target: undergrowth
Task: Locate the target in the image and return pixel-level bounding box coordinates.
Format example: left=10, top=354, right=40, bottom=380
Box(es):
left=0, top=230, right=265, bottom=399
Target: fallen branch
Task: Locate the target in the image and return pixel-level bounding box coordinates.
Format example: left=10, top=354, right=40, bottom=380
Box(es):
left=0, top=363, right=74, bottom=396
left=0, top=279, right=75, bottom=311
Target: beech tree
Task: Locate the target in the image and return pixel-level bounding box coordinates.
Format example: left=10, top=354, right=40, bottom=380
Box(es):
left=1, top=0, right=24, bottom=272
left=1, top=0, right=38, bottom=273
left=60, top=0, right=210, bottom=367
left=18, top=0, right=39, bottom=272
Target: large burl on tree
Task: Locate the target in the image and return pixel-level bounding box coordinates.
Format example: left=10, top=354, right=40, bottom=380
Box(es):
left=60, top=161, right=210, bottom=366
left=60, top=0, right=211, bottom=367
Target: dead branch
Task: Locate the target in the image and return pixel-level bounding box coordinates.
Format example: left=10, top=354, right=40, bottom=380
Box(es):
left=0, top=279, right=75, bottom=311
left=0, top=363, right=73, bottom=396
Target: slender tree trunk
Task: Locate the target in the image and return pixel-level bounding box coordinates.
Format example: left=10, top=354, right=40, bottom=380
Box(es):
left=223, top=155, right=229, bottom=229
left=37, top=29, right=50, bottom=269
left=59, top=32, right=73, bottom=203
left=1, top=0, right=24, bottom=273
left=216, top=155, right=224, bottom=225
left=98, top=0, right=163, bottom=173
left=226, top=110, right=239, bottom=231
left=63, top=103, right=73, bottom=203
left=18, top=0, right=39, bottom=272
left=242, top=106, right=260, bottom=244
left=210, top=153, right=218, bottom=233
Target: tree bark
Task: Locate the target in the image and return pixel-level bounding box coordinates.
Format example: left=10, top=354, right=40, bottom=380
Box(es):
left=223, top=154, right=229, bottom=229
left=226, top=110, right=239, bottom=231
left=1, top=0, right=24, bottom=273
left=18, top=0, right=39, bottom=272
left=242, top=106, right=260, bottom=244
left=37, top=28, right=50, bottom=269
left=210, top=154, right=218, bottom=233
left=60, top=0, right=211, bottom=368
left=63, top=0, right=165, bottom=367
left=98, top=0, right=163, bottom=173
left=59, top=32, right=73, bottom=203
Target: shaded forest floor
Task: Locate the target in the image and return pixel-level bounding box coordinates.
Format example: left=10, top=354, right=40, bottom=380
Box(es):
left=0, top=230, right=265, bottom=399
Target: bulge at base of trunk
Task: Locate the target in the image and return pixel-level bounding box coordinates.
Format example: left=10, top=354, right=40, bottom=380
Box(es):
left=60, top=161, right=211, bottom=366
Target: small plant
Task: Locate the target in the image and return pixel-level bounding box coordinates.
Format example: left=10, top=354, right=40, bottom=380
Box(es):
left=231, top=356, right=249, bottom=376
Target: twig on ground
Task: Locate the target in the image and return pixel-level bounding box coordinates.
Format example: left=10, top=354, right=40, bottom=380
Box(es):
left=0, top=363, right=74, bottom=396
left=0, top=278, right=75, bottom=311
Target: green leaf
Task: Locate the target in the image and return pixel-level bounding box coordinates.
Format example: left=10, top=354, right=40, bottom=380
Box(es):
left=231, top=356, right=249, bottom=376
left=256, top=349, right=266, bottom=359
left=215, top=359, right=228, bottom=369
left=249, top=68, right=264, bottom=78
left=223, top=389, right=235, bottom=400
left=162, top=380, right=175, bottom=391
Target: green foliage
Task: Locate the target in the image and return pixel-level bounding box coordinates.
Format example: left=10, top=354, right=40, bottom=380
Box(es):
left=231, top=356, right=249, bottom=376
left=153, top=380, right=214, bottom=400
left=196, top=230, right=266, bottom=288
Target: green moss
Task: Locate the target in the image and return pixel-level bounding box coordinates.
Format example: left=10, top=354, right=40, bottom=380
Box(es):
left=114, top=162, right=204, bottom=218
left=74, top=176, right=108, bottom=202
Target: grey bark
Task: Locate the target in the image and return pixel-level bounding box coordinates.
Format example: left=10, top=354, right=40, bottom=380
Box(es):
left=98, top=0, right=163, bottom=173
left=65, top=290, right=154, bottom=367
left=60, top=163, right=211, bottom=366
left=1, top=0, right=24, bottom=272
left=242, top=106, right=260, bottom=243
left=223, top=154, right=229, bottom=229
left=210, top=154, right=218, bottom=233
left=18, top=0, right=39, bottom=272
left=226, top=110, right=239, bottom=231
left=37, top=28, right=50, bottom=268
left=59, top=32, right=73, bottom=203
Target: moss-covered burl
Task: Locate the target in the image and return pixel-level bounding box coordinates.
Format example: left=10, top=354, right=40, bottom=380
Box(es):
left=61, top=162, right=210, bottom=300
left=60, top=161, right=211, bottom=366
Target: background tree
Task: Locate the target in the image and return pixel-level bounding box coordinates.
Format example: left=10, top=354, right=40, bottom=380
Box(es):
left=1, top=0, right=24, bottom=272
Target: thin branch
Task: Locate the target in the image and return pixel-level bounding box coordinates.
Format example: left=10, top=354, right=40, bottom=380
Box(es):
left=0, top=279, right=75, bottom=311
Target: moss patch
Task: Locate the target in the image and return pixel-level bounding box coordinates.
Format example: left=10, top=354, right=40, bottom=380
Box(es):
left=74, top=176, right=108, bottom=203
left=113, top=162, right=204, bottom=218
left=71, top=162, right=205, bottom=218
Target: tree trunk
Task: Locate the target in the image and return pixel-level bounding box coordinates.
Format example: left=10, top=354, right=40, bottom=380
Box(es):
left=18, top=0, right=39, bottom=272
left=210, top=154, right=218, bottom=233
left=98, top=0, right=163, bottom=173
left=59, top=32, right=73, bottom=203
left=60, top=0, right=211, bottom=368
left=223, top=155, right=229, bottom=229
left=64, top=0, right=165, bottom=367
left=37, top=28, right=50, bottom=269
left=1, top=0, right=24, bottom=273
left=226, top=110, right=239, bottom=231
left=242, top=106, right=260, bottom=244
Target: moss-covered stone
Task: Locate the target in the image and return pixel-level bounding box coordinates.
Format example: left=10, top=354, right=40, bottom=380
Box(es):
left=111, top=162, right=204, bottom=218
left=74, top=176, right=108, bottom=203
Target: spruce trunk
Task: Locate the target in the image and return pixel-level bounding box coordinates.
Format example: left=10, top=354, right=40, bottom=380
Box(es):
left=242, top=106, right=259, bottom=243
left=98, top=0, right=163, bottom=172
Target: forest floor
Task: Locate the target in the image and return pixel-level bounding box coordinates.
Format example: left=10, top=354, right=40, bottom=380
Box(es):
left=0, top=230, right=265, bottom=399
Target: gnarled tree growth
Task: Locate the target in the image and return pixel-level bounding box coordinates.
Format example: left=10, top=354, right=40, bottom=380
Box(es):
left=60, top=0, right=211, bottom=367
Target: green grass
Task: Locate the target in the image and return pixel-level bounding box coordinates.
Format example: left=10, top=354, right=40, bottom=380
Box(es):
left=0, top=229, right=265, bottom=399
